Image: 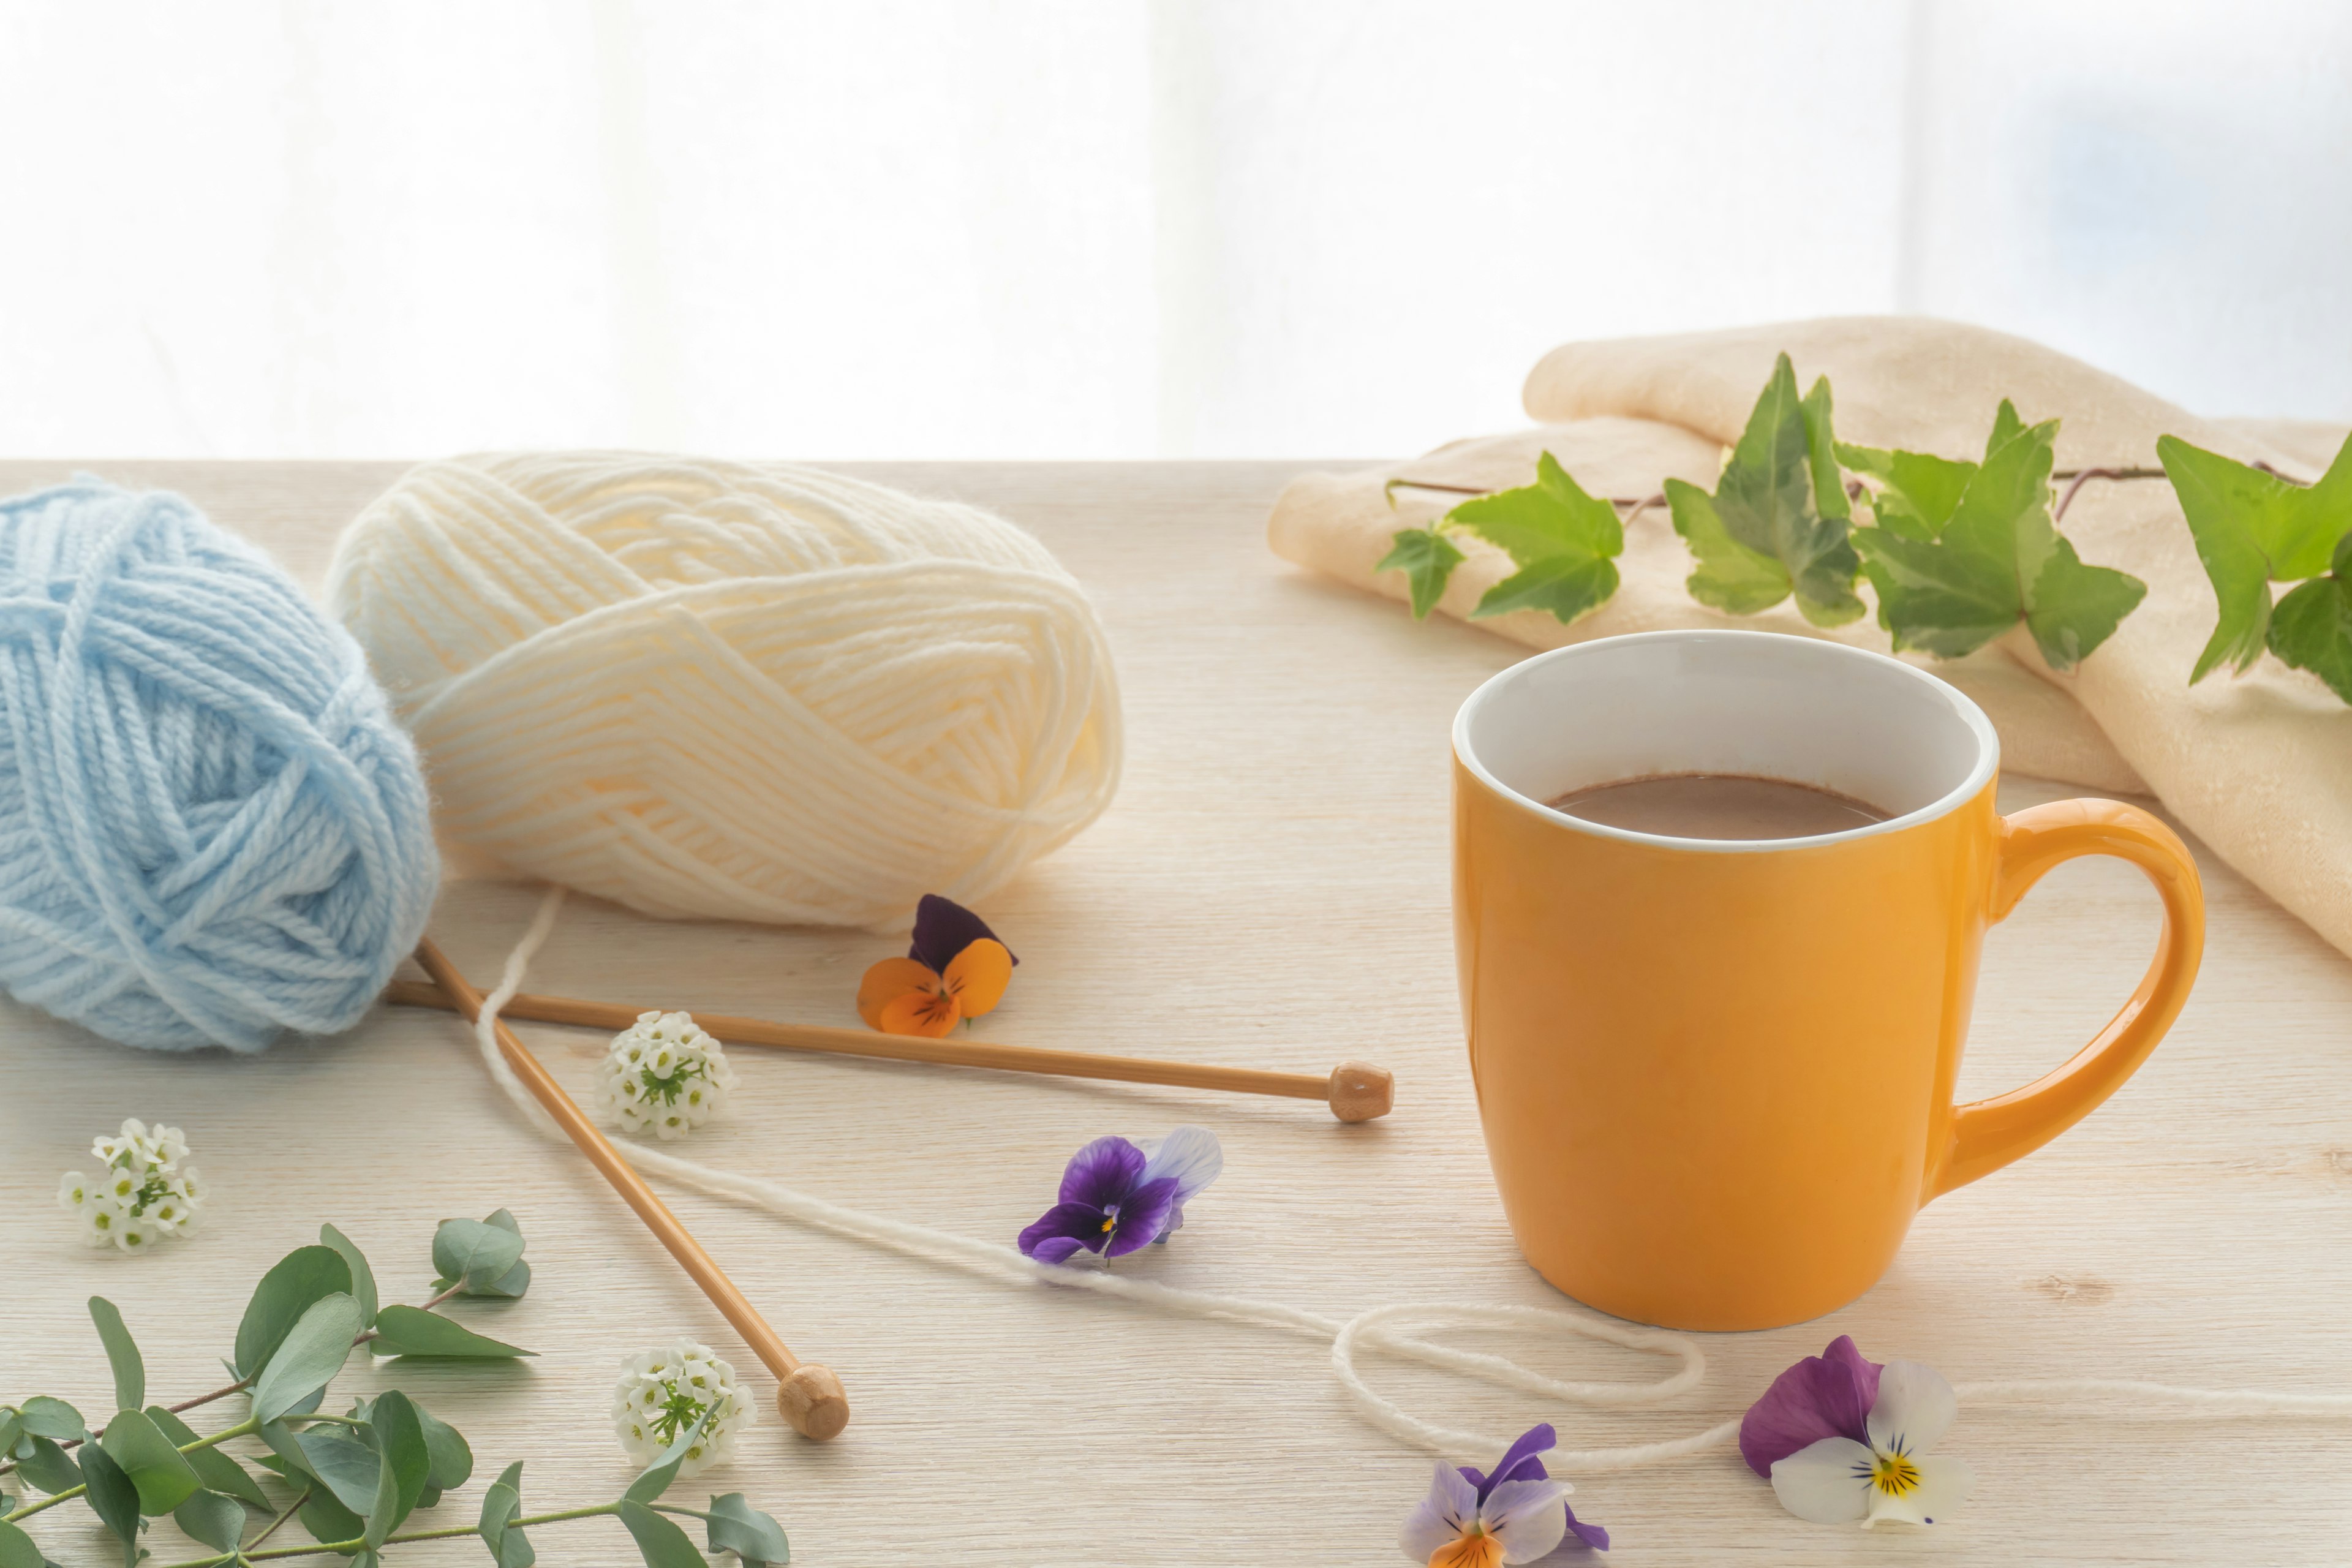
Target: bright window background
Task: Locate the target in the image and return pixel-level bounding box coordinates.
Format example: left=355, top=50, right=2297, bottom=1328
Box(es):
left=2, top=1, right=2346, bottom=460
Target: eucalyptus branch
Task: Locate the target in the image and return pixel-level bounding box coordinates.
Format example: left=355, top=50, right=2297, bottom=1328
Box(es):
left=158, top=1503, right=625, bottom=1567
left=2, top=1417, right=260, bottom=1523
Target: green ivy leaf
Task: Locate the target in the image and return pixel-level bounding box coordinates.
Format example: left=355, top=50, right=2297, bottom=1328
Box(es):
left=1855, top=401, right=2147, bottom=670
left=1444, top=451, right=1623, bottom=625
left=75, top=1440, right=148, bottom=1567
left=704, top=1493, right=790, bottom=1566
left=2266, top=532, right=2352, bottom=702
left=2158, top=429, right=2352, bottom=681
left=86, top=1298, right=145, bottom=1412
left=97, top=1408, right=202, bottom=1515
left=145, top=1407, right=271, bottom=1512
left=170, top=1490, right=248, bottom=1553
left=1837, top=441, right=1978, bottom=541
left=431, top=1217, right=527, bottom=1297
left=1668, top=354, right=1863, bottom=627
left=252, top=1294, right=364, bottom=1424
left=478, top=1461, right=535, bottom=1568
left=0, top=1517, right=47, bottom=1568
left=234, top=1247, right=355, bottom=1380
left=14, top=1400, right=83, bottom=1443
left=618, top=1500, right=712, bottom=1568
left=367, top=1306, right=533, bottom=1360
left=1374, top=527, right=1465, bottom=621
left=320, top=1224, right=381, bottom=1329
left=15, top=1437, right=85, bottom=1494
left=624, top=1413, right=710, bottom=1506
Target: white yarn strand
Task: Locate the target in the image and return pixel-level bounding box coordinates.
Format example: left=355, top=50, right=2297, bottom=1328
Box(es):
left=467, top=889, right=2352, bottom=1471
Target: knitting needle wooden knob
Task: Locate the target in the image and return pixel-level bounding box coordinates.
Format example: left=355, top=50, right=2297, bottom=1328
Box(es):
left=1327, top=1062, right=1393, bottom=1123
left=409, top=940, right=850, bottom=1441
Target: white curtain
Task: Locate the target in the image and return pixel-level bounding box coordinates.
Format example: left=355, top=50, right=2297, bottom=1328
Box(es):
left=2, top=1, right=2346, bottom=460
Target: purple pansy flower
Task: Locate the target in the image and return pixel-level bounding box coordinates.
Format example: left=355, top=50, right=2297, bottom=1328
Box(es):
left=909, top=893, right=1017, bottom=973
left=1741, top=1335, right=1975, bottom=1528
left=1016, top=1126, right=1221, bottom=1266
left=1399, top=1423, right=1607, bottom=1564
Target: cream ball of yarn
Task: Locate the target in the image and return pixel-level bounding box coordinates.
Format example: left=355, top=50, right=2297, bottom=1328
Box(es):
left=324, top=454, right=1121, bottom=927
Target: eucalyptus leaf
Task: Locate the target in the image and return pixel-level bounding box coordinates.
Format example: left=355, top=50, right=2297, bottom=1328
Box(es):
left=1374, top=527, right=1466, bottom=620
left=0, top=1518, right=44, bottom=1568
left=299, top=1487, right=368, bottom=1555
left=366, top=1391, right=432, bottom=1542
left=75, top=1440, right=147, bottom=1567
left=320, top=1224, right=380, bottom=1329
left=618, top=1499, right=712, bottom=1568
left=290, top=1430, right=383, bottom=1516
left=624, top=1412, right=709, bottom=1506
left=97, top=1408, right=203, bottom=1515
left=431, top=1218, right=526, bottom=1294
left=15, top=1398, right=85, bottom=1442
left=15, top=1437, right=85, bottom=1494
left=705, top=1493, right=790, bottom=1566
left=171, top=1490, right=247, bottom=1552
left=234, top=1247, right=355, bottom=1379
left=0, top=1408, right=20, bottom=1457
left=368, top=1305, right=532, bottom=1360
left=252, top=1293, right=364, bottom=1423
left=145, top=1406, right=272, bottom=1512
left=86, top=1298, right=145, bottom=1412
left=478, top=1461, right=534, bottom=1568
left=415, top=1401, right=475, bottom=1494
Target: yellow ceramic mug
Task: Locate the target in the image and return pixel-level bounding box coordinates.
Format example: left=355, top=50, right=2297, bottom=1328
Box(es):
left=1452, top=630, right=2203, bottom=1331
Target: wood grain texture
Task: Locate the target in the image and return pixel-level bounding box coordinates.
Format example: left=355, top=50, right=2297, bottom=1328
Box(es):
left=0, top=459, right=2348, bottom=1566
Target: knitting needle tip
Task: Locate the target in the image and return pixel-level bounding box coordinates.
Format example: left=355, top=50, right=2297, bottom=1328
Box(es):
left=1327, top=1061, right=1393, bottom=1123
left=779, top=1363, right=851, bottom=1441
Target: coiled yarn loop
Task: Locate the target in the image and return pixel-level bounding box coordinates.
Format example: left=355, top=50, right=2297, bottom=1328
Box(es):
left=326, top=454, right=1122, bottom=927
left=0, top=481, right=437, bottom=1051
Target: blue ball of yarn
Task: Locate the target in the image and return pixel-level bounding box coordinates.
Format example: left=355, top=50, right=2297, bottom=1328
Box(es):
left=0, top=481, right=438, bottom=1052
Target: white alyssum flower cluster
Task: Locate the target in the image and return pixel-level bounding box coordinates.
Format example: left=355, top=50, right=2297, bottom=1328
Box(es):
left=598, top=1010, right=739, bottom=1140
left=58, top=1118, right=204, bottom=1253
left=612, top=1339, right=753, bottom=1472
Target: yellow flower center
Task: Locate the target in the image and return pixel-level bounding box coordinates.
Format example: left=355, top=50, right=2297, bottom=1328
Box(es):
left=1428, top=1526, right=1503, bottom=1568
left=1871, top=1450, right=1921, bottom=1497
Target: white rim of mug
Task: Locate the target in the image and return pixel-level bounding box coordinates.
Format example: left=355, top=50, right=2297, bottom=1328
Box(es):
left=1451, top=629, right=2002, bottom=854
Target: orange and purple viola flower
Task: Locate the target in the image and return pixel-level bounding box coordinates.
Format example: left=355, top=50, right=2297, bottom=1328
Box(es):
left=1740, top=1335, right=1974, bottom=1528
left=858, top=894, right=1016, bottom=1038
left=1016, top=1126, right=1223, bottom=1265
left=1398, top=1423, right=1608, bottom=1566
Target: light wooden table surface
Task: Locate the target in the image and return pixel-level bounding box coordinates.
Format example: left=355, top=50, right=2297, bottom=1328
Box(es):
left=2, top=460, right=2349, bottom=1567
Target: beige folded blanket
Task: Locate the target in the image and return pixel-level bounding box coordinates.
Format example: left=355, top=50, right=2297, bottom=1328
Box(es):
left=1268, top=317, right=2352, bottom=960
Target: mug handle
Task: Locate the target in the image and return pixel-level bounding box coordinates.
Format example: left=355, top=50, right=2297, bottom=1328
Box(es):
left=1927, top=798, right=2206, bottom=1200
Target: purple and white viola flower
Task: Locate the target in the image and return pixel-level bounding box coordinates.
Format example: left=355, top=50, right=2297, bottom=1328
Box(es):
left=1016, top=1126, right=1223, bottom=1265
left=1740, top=1335, right=1975, bottom=1528
left=1398, top=1423, right=1608, bottom=1566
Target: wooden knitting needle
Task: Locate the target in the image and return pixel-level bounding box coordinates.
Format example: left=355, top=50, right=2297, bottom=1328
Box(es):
left=409, top=939, right=850, bottom=1442
left=384, top=979, right=1396, bottom=1122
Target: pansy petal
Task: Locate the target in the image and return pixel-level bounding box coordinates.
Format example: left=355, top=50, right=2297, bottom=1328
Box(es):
left=1768, top=1436, right=1874, bottom=1525
left=856, top=957, right=938, bottom=1028
left=1863, top=1452, right=1973, bottom=1528
left=878, top=987, right=959, bottom=1038
left=943, top=938, right=1014, bottom=1018
left=1138, top=1125, right=1224, bottom=1207
left=1563, top=1503, right=1610, bottom=1551
left=1017, top=1202, right=1107, bottom=1259
left=1026, top=1235, right=1089, bottom=1267
left=1102, top=1175, right=1179, bottom=1257
left=1479, top=1479, right=1568, bottom=1563
left=1480, top=1423, right=1557, bottom=1493
left=1866, top=1359, right=1959, bottom=1459
left=909, top=894, right=1017, bottom=973
left=1738, top=1334, right=1883, bottom=1476
left=1400, top=1462, right=1479, bottom=1562
left=1058, top=1136, right=1147, bottom=1208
